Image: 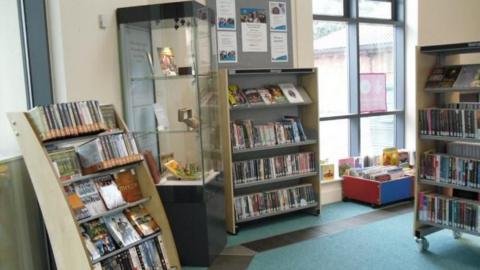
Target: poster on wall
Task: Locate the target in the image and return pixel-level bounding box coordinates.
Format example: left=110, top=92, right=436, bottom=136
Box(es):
left=270, top=32, right=288, bottom=62
left=240, top=8, right=268, bottom=52
left=217, top=0, right=236, bottom=30
left=218, top=31, right=238, bottom=63
left=269, top=1, right=287, bottom=31
left=360, top=73, right=387, bottom=113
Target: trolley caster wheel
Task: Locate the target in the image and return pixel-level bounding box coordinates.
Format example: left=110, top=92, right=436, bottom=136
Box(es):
left=453, top=231, right=462, bottom=240
left=416, top=237, right=429, bottom=252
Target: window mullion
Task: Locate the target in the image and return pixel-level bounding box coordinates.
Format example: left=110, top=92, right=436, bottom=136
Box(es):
left=347, top=0, right=360, bottom=156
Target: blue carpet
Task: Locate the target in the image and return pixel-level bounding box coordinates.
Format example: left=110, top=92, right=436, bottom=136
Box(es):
left=248, top=212, right=480, bottom=270
left=227, top=201, right=374, bottom=246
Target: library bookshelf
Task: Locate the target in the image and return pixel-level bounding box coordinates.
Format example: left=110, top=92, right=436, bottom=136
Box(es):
left=219, top=68, right=321, bottom=234
left=8, top=105, right=180, bottom=269
left=415, top=42, right=480, bottom=251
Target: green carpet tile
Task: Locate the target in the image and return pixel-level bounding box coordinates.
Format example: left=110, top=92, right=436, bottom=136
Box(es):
left=249, top=212, right=480, bottom=270
left=227, top=201, right=374, bottom=246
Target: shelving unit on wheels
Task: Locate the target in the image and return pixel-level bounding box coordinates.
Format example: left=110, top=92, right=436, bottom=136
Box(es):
left=415, top=42, right=480, bottom=252
left=7, top=105, right=181, bottom=269
left=219, top=68, right=321, bottom=234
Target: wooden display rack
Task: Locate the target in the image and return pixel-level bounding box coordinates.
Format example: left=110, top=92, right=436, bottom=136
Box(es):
left=218, top=68, right=321, bottom=234
left=8, top=105, right=181, bottom=270
left=414, top=42, right=480, bottom=251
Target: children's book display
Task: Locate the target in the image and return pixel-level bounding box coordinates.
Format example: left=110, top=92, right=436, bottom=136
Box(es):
left=8, top=101, right=180, bottom=270
left=227, top=83, right=308, bottom=108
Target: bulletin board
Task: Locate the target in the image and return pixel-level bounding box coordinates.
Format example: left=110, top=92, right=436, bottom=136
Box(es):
left=214, top=0, right=293, bottom=69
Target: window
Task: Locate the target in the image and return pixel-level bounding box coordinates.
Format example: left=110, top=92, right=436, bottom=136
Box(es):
left=313, top=0, right=404, bottom=175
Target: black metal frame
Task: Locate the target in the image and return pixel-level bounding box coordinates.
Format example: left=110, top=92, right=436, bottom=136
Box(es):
left=314, top=0, right=405, bottom=156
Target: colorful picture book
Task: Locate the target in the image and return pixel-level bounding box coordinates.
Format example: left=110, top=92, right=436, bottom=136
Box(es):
left=258, top=88, right=276, bottom=104
left=320, top=163, right=335, bottom=181
left=83, top=219, right=117, bottom=256
left=227, top=84, right=247, bottom=107
left=71, top=179, right=108, bottom=218
left=268, top=85, right=288, bottom=104
left=124, top=205, right=161, bottom=237
left=382, top=147, right=399, bottom=166
left=338, top=158, right=355, bottom=177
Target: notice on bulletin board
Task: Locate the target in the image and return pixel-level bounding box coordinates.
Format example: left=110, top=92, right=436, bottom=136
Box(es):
left=218, top=31, right=238, bottom=63
left=217, top=0, right=236, bottom=30
left=240, top=8, right=268, bottom=52
left=269, top=1, right=287, bottom=31
left=270, top=32, right=288, bottom=62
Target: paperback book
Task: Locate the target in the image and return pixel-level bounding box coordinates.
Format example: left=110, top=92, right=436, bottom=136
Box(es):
left=103, top=212, right=142, bottom=247
left=71, top=179, right=107, bottom=217
left=114, top=170, right=143, bottom=203
left=83, top=219, right=117, bottom=256
left=278, top=83, right=304, bottom=103
left=124, top=205, right=161, bottom=237
left=48, top=147, right=82, bottom=181
left=94, top=175, right=127, bottom=210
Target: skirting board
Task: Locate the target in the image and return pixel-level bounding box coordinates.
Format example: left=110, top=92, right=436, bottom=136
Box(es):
left=320, top=181, right=342, bottom=205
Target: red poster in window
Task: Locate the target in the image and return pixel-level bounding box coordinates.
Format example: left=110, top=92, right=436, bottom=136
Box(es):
left=360, top=73, right=387, bottom=113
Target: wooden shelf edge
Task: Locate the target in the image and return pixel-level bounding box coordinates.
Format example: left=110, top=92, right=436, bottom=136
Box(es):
left=91, top=231, right=162, bottom=264
left=62, top=161, right=142, bottom=185
left=78, top=197, right=151, bottom=225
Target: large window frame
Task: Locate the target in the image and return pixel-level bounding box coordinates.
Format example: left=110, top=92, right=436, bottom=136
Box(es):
left=314, top=0, right=405, bottom=157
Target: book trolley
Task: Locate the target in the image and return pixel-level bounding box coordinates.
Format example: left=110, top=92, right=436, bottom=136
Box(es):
left=8, top=104, right=181, bottom=269
left=219, top=68, right=321, bottom=234
left=415, top=42, right=480, bottom=251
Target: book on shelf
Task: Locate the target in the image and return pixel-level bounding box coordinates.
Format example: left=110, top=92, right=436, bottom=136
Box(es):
left=227, top=84, right=248, bottom=107
left=258, top=88, right=276, bottom=104
left=320, top=163, right=334, bottom=181
left=114, top=170, right=143, bottom=203
left=233, top=152, right=316, bottom=185
left=420, top=152, right=480, bottom=189
left=230, top=117, right=308, bottom=150
left=83, top=219, right=117, bottom=257
left=137, top=239, right=167, bottom=270
left=242, top=88, right=264, bottom=104
left=267, top=85, right=288, bottom=104
left=382, top=147, right=399, bottom=166
left=234, top=184, right=316, bottom=221
left=94, top=175, right=127, bottom=210
left=103, top=212, right=142, bottom=247
left=75, top=132, right=142, bottom=174
left=338, top=157, right=354, bottom=177
left=27, top=100, right=107, bottom=141
left=100, top=104, right=118, bottom=131
left=80, top=227, right=102, bottom=261
left=100, top=250, right=134, bottom=270
left=124, top=204, right=160, bottom=237
left=278, top=83, right=304, bottom=103
left=155, top=234, right=171, bottom=269
left=348, top=165, right=406, bottom=182
left=447, top=141, right=480, bottom=159
left=426, top=65, right=480, bottom=89
left=71, top=179, right=108, bottom=217
left=418, top=106, right=480, bottom=139
left=453, top=64, right=480, bottom=88
left=48, top=147, right=82, bottom=181
left=418, top=192, right=480, bottom=233
left=65, top=187, right=90, bottom=220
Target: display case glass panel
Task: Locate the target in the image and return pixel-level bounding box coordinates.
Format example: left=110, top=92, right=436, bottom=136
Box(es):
left=117, top=1, right=221, bottom=185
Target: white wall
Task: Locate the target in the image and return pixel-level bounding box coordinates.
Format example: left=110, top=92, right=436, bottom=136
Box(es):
left=0, top=0, right=28, bottom=159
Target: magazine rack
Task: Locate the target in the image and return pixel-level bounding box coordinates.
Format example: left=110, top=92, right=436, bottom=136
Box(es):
left=7, top=105, right=180, bottom=270
left=219, top=68, right=321, bottom=234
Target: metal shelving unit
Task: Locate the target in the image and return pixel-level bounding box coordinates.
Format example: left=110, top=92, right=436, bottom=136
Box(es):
left=415, top=41, right=480, bottom=252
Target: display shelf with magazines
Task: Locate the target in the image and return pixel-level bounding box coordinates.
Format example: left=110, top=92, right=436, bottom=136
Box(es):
left=7, top=102, right=181, bottom=270
left=415, top=42, right=480, bottom=252
left=219, top=68, right=321, bottom=234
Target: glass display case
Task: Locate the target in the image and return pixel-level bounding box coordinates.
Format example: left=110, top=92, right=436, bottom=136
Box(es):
left=117, top=0, right=221, bottom=186
left=117, top=1, right=225, bottom=266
